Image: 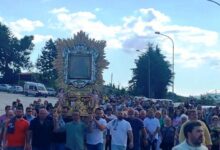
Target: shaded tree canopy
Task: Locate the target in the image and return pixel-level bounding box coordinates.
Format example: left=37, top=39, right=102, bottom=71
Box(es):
left=129, top=43, right=173, bottom=98
left=0, top=22, right=34, bottom=83
left=36, top=39, right=57, bottom=86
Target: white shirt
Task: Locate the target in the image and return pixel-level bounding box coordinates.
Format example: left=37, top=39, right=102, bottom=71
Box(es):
left=107, top=119, right=132, bottom=147
left=86, top=118, right=107, bottom=144
left=144, top=117, right=160, bottom=139
left=172, top=140, right=208, bottom=150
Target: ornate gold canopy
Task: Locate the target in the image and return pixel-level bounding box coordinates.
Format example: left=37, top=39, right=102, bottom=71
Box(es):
left=54, top=31, right=109, bottom=115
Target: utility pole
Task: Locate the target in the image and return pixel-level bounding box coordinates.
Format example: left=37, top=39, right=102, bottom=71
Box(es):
left=155, top=31, right=175, bottom=95
left=110, top=73, right=113, bottom=87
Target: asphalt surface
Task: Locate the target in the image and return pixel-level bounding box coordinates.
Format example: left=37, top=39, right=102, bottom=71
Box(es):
left=0, top=92, right=58, bottom=115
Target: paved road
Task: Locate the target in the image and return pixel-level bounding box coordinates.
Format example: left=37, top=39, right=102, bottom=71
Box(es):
left=0, top=92, right=58, bottom=114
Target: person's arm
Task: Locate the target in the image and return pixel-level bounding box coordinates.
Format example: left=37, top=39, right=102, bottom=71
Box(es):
left=24, top=123, right=30, bottom=150
left=141, top=127, right=148, bottom=146
left=94, top=119, right=106, bottom=131
left=173, top=127, right=176, bottom=145
left=0, top=122, right=4, bottom=149
left=201, top=121, right=212, bottom=150
left=153, top=126, right=160, bottom=137
left=26, top=130, right=32, bottom=150
left=87, top=121, right=93, bottom=133
left=53, top=115, right=65, bottom=132
left=2, top=123, right=7, bottom=149
left=153, top=119, right=160, bottom=137
left=174, top=127, right=179, bottom=145
left=141, top=127, right=147, bottom=139
left=53, top=115, right=59, bottom=132
left=128, top=130, right=134, bottom=149
left=178, top=122, right=186, bottom=143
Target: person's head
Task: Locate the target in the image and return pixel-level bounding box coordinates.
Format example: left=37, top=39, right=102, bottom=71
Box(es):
left=187, top=109, right=198, bottom=121
left=62, top=106, right=69, bottom=116
left=148, top=108, right=155, bottom=118
left=26, top=107, right=32, bottom=116
left=155, top=111, right=161, bottom=119
left=197, top=110, right=203, bottom=120
left=184, top=121, right=204, bottom=146
left=127, top=108, right=135, bottom=118
left=32, top=108, right=37, bottom=117
left=38, top=108, right=48, bottom=120
left=15, top=106, right=24, bottom=118
left=197, top=105, right=202, bottom=111
left=175, top=109, right=181, bottom=116
left=72, top=110, right=80, bottom=122
left=12, top=101, right=18, bottom=108
left=95, top=108, right=103, bottom=120
left=134, top=110, right=139, bottom=118
left=139, top=110, right=146, bottom=120
left=106, top=107, right=113, bottom=115
left=44, top=100, right=48, bottom=106
left=161, top=109, right=167, bottom=117
left=123, top=111, right=128, bottom=118
left=116, top=111, right=124, bottom=120
left=212, top=115, right=219, bottom=126
left=5, top=105, right=11, bottom=115
left=180, top=114, right=188, bottom=124
left=37, top=98, right=42, bottom=103
left=7, top=110, right=15, bottom=119
left=46, top=103, right=53, bottom=113
left=164, top=117, right=172, bottom=127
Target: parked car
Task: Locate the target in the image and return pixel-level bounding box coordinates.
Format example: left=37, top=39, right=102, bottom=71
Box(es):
left=9, top=85, right=23, bottom=94
left=47, top=88, right=57, bottom=96
left=0, top=84, right=11, bottom=92
left=24, top=82, right=48, bottom=97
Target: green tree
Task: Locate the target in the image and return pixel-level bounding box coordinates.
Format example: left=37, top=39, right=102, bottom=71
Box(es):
left=197, top=95, right=215, bottom=105
left=0, top=22, right=34, bottom=84
left=103, top=84, right=128, bottom=96
left=36, top=39, right=57, bottom=87
left=129, top=43, right=173, bottom=98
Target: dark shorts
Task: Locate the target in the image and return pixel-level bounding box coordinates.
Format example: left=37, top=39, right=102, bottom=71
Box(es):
left=32, top=146, right=51, bottom=150
left=87, top=143, right=103, bottom=150
left=7, top=147, right=24, bottom=150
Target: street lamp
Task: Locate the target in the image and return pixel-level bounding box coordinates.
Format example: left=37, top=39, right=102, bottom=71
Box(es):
left=155, top=31, right=175, bottom=95
left=207, top=0, right=220, bottom=6
left=136, top=50, right=151, bottom=98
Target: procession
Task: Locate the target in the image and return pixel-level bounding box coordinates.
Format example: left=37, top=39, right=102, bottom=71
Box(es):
left=1, top=0, right=220, bottom=150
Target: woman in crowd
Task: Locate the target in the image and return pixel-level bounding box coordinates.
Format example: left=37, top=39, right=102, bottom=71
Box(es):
left=160, top=117, right=176, bottom=150
left=174, top=114, right=188, bottom=145
left=172, top=109, right=182, bottom=128
left=210, top=115, right=220, bottom=150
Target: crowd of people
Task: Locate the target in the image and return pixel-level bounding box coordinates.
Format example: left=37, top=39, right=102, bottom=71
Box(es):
left=0, top=94, right=220, bottom=150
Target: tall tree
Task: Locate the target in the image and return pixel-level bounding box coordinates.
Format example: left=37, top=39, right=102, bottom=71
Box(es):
left=0, top=22, right=34, bottom=84
left=129, top=43, right=173, bottom=98
left=36, top=39, right=57, bottom=86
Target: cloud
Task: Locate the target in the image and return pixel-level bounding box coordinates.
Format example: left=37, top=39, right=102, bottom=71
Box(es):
left=120, top=8, right=219, bottom=68
left=50, top=8, right=122, bottom=49
left=49, top=7, right=219, bottom=68
left=0, top=16, right=4, bottom=22
left=94, top=8, right=102, bottom=12
left=50, top=7, right=69, bottom=14
left=33, top=34, right=54, bottom=43
left=139, top=8, right=170, bottom=23
left=163, top=25, right=218, bottom=47
left=9, top=18, right=44, bottom=38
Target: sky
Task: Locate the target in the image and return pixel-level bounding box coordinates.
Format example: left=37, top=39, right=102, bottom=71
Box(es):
left=0, top=0, right=220, bottom=96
